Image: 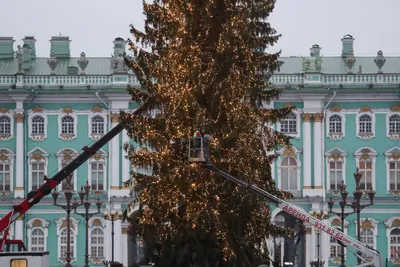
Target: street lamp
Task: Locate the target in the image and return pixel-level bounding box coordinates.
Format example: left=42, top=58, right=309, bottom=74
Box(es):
left=72, top=181, right=103, bottom=267
left=52, top=175, right=77, bottom=267
left=351, top=168, right=375, bottom=264
left=309, top=210, right=329, bottom=267
left=104, top=209, right=123, bottom=264
left=328, top=168, right=375, bottom=267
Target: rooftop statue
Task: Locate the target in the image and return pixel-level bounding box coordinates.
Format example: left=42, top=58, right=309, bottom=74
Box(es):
left=15, top=45, right=24, bottom=73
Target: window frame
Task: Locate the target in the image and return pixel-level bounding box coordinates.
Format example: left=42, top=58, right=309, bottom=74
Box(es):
left=328, top=217, right=349, bottom=262
left=28, top=111, right=48, bottom=141
left=26, top=218, right=50, bottom=252
left=27, top=147, right=48, bottom=192
left=277, top=147, right=302, bottom=196
left=325, top=146, right=347, bottom=193
left=354, top=147, right=377, bottom=191
left=0, top=149, right=15, bottom=194
left=354, top=218, right=379, bottom=259
left=88, top=217, right=106, bottom=263
left=356, top=112, right=375, bottom=140
left=88, top=149, right=108, bottom=194
left=88, top=112, right=107, bottom=140
left=326, top=112, right=346, bottom=140
left=0, top=113, right=14, bottom=141
left=385, top=147, right=400, bottom=193
left=58, top=111, right=78, bottom=141
left=56, top=217, right=79, bottom=264
left=277, top=110, right=300, bottom=139
left=387, top=112, right=400, bottom=140
left=56, top=148, right=79, bottom=192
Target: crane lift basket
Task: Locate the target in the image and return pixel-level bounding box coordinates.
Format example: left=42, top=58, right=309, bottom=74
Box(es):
left=188, top=132, right=383, bottom=267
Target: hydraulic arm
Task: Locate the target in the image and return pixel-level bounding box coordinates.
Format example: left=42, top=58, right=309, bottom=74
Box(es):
left=189, top=134, right=383, bottom=267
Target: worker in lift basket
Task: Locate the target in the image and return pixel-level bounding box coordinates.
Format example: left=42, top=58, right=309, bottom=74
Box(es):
left=192, top=129, right=204, bottom=161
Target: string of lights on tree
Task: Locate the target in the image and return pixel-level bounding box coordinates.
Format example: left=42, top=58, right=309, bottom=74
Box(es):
left=121, top=0, right=295, bottom=265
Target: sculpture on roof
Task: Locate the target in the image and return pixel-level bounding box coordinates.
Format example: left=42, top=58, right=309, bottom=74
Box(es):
left=15, top=45, right=24, bottom=73
left=47, top=52, right=59, bottom=75
left=344, top=51, right=356, bottom=73
left=111, top=52, right=128, bottom=73
left=374, top=50, right=386, bottom=73
left=77, top=52, right=89, bottom=74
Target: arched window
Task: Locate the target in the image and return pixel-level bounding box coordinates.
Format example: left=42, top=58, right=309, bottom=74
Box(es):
left=280, top=157, right=298, bottom=191
left=31, top=228, right=45, bottom=251
left=360, top=228, right=374, bottom=258
left=60, top=228, right=75, bottom=259
left=0, top=161, right=11, bottom=191
left=355, top=148, right=377, bottom=191
left=329, top=115, right=342, bottom=134
left=91, top=116, right=105, bottom=135
left=90, top=228, right=104, bottom=258
left=280, top=113, right=297, bottom=134
left=61, top=116, right=75, bottom=135
left=386, top=147, right=400, bottom=192
left=390, top=228, right=400, bottom=258
left=0, top=116, right=11, bottom=135
left=31, top=116, right=45, bottom=135
left=389, top=115, right=400, bottom=134
left=359, top=114, right=372, bottom=134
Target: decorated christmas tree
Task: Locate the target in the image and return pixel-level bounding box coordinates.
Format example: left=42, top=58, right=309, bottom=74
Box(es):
left=122, top=0, right=295, bottom=266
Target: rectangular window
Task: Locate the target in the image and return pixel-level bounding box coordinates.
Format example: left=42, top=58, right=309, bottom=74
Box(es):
left=0, top=163, right=11, bottom=191
left=31, top=162, right=45, bottom=190
left=61, top=162, right=74, bottom=190
left=329, top=161, right=343, bottom=191
left=91, top=162, right=104, bottom=191
left=390, top=162, right=400, bottom=191
left=330, top=235, right=342, bottom=258
left=359, top=160, right=373, bottom=190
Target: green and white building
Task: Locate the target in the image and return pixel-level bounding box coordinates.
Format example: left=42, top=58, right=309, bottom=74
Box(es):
left=0, top=36, right=140, bottom=266
left=268, top=34, right=400, bottom=267
left=1, top=33, right=400, bottom=267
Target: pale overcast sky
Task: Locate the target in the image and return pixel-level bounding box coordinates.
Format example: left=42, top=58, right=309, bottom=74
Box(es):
left=2, top=0, right=399, bottom=57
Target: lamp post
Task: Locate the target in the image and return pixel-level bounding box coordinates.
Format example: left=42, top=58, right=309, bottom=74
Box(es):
left=104, top=209, right=123, bottom=264
left=72, top=181, right=102, bottom=267
left=351, top=168, right=375, bottom=264
left=52, top=175, right=77, bottom=267
left=328, top=168, right=375, bottom=267
left=309, top=210, right=329, bottom=267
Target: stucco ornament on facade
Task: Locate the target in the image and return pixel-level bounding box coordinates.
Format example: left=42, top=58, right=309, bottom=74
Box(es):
left=77, top=52, right=89, bottom=74
left=344, top=51, right=356, bottom=73
left=47, top=52, right=59, bottom=74
left=0, top=107, right=13, bottom=141
left=374, top=50, right=386, bottom=73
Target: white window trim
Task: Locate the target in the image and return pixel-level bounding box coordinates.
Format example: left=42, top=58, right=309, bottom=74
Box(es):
left=356, top=112, right=375, bottom=140
left=325, top=146, right=347, bottom=193
left=354, top=147, right=378, bottom=190
left=384, top=217, right=400, bottom=261
left=88, top=149, right=108, bottom=193
left=56, top=148, right=79, bottom=192
left=328, top=216, right=349, bottom=262
left=354, top=217, right=379, bottom=256
left=88, top=217, right=106, bottom=263
left=277, top=109, right=301, bottom=139
left=27, top=218, right=50, bottom=251
left=27, top=147, right=49, bottom=192
left=58, top=110, right=78, bottom=141
left=55, top=216, right=79, bottom=264
left=0, top=148, right=15, bottom=194
left=387, top=112, right=400, bottom=140
left=276, top=146, right=302, bottom=195
left=385, top=146, right=400, bottom=193
left=0, top=112, right=14, bottom=141
left=326, top=112, right=346, bottom=140
left=88, top=111, right=108, bottom=140
left=28, top=111, right=48, bottom=141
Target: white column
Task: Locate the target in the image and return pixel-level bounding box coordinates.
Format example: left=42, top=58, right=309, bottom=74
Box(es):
left=301, top=113, right=312, bottom=196
left=321, top=231, right=329, bottom=267
left=305, top=227, right=313, bottom=265
left=313, top=113, right=323, bottom=191
left=15, top=216, right=23, bottom=241
left=122, top=225, right=128, bottom=267
left=110, top=112, right=121, bottom=196
left=14, top=108, right=25, bottom=198
left=114, top=219, right=122, bottom=263
left=121, top=129, right=130, bottom=197
left=106, top=219, right=112, bottom=261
